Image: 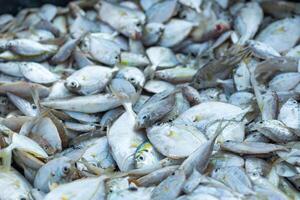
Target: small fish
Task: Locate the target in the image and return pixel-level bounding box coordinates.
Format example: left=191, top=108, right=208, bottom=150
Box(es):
left=234, top=2, right=263, bottom=44
left=212, top=166, right=254, bottom=195
left=221, top=141, right=288, bottom=154
left=181, top=85, right=201, bottom=106
left=81, top=33, right=121, bottom=66
left=3, top=39, right=57, bottom=56
left=151, top=169, right=186, bottom=200
left=137, top=91, right=176, bottom=128
left=134, top=141, right=163, bottom=169
left=65, top=65, right=117, bottom=95
left=192, top=46, right=251, bottom=89
left=100, top=107, right=124, bottom=130
left=97, top=1, right=145, bottom=39
left=146, top=0, right=178, bottom=23
left=147, top=123, right=207, bottom=159
left=0, top=168, right=33, bottom=200
left=115, top=67, right=146, bottom=88
left=44, top=176, right=106, bottom=200
left=255, top=120, right=298, bottom=143
left=158, top=19, right=194, bottom=47
left=256, top=17, right=300, bottom=52
left=155, top=66, right=197, bottom=84
left=278, top=98, right=300, bottom=133
left=135, top=165, right=179, bottom=187
left=34, top=156, right=76, bottom=192
left=41, top=94, right=122, bottom=113
left=142, top=23, right=164, bottom=46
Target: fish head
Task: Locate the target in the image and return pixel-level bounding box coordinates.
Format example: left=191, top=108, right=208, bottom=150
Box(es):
left=64, top=79, right=81, bottom=93
left=134, top=142, right=158, bottom=169
left=136, top=112, right=151, bottom=129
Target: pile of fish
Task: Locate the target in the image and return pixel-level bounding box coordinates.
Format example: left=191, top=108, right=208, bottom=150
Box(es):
left=0, top=0, right=300, bottom=199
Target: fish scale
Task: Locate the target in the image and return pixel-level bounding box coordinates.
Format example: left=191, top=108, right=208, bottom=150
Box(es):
left=0, top=0, right=298, bottom=199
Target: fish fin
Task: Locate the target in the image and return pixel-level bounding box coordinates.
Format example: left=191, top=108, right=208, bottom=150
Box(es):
left=143, top=65, right=156, bottom=80
left=0, top=144, right=13, bottom=170
left=210, top=120, right=232, bottom=142
left=30, top=86, right=42, bottom=115
left=49, top=182, right=59, bottom=191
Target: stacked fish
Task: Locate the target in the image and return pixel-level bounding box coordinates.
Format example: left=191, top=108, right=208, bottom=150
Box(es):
left=0, top=0, right=300, bottom=199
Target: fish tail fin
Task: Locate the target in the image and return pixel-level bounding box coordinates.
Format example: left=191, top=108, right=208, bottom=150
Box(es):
left=0, top=145, right=13, bottom=170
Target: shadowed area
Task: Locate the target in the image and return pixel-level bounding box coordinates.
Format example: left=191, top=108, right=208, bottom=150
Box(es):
left=0, top=0, right=73, bottom=14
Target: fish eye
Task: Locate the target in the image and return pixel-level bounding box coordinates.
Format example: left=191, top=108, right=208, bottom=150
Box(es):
left=171, top=172, right=175, bottom=176
left=139, top=156, right=144, bottom=161
left=32, top=104, right=37, bottom=109
left=136, top=22, right=141, bottom=27
left=20, top=197, right=27, bottom=200
left=142, top=115, right=148, bottom=120
left=62, top=166, right=70, bottom=174
left=129, top=77, right=135, bottom=82
left=68, top=80, right=79, bottom=89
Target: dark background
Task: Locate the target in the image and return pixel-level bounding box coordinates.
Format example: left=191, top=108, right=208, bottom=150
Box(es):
left=0, top=0, right=72, bottom=15
left=0, top=0, right=300, bottom=15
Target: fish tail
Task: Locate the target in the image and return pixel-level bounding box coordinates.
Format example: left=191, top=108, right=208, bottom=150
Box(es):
left=0, top=146, right=13, bottom=170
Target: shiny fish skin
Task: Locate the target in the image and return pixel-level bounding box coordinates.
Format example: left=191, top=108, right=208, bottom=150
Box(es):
left=151, top=169, right=186, bottom=200
left=65, top=65, right=116, bottom=95
left=108, top=108, right=146, bottom=171
left=3, top=39, right=57, bottom=56
left=1, top=1, right=300, bottom=199
left=0, top=168, right=33, bottom=200
left=255, top=120, right=298, bottom=143
left=135, top=165, right=178, bottom=187
left=256, top=17, right=300, bottom=53
left=146, top=0, right=178, bottom=23
left=147, top=123, right=207, bottom=159
left=0, top=81, right=50, bottom=98
left=44, top=176, right=106, bottom=200
left=97, top=1, right=145, bottom=39
left=212, top=166, right=254, bottom=195
left=19, top=62, right=59, bottom=84
left=34, top=156, right=75, bottom=193
left=234, top=2, right=263, bottom=44
left=137, top=93, right=176, bottom=128
left=221, top=141, right=288, bottom=154
left=81, top=33, right=121, bottom=66
left=41, top=94, right=122, bottom=113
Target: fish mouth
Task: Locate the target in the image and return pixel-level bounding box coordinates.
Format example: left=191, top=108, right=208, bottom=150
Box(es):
left=132, top=31, right=142, bottom=40
left=134, top=121, right=143, bottom=130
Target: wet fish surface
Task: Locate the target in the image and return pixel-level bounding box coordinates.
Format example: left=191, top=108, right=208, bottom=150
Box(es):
left=0, top=0, right=299, bottom=199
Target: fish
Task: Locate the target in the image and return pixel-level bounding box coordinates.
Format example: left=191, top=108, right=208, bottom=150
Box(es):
left=97, top=1, right=145, bottom=39
left=34, top=156, right=76, bottom=192
left=0, top=1, right=300, bottom=199
left=64, top=65, right=117, bottom=95
left=44, top=176, right=107, bottom=200
left=0, top=168, right=33, bottom=200
left=221, top=141, right=288, bottom=154
left=41, top=94, right=123, bottom=113
left=147, top=123, right=207, bottom=158
left=134, top=141, right=163, bottom=169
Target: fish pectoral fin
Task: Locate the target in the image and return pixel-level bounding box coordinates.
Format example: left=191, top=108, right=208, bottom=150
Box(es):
left=49, top=182, right=59, bottom=191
